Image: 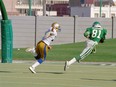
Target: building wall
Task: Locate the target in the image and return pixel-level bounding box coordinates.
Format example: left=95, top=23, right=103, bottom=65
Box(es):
left=70, top=0, right=116, bottom=18
left=69, top=0, right=81, bottom=7
left=1, top=0, right=69, bottom=16
left=69, top=0, right=115, bottom=7
left=71, top=6, right=116, bottom=18
left=91, top=6, right=116, bottom=18
left=71, top=7, right=91, bottom=17
left=51, top=4, right=70, bottom=16
left=3, top=0, right=19, bottom=15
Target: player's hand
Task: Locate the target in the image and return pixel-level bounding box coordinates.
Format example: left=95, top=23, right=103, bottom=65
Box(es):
left=48, top=46, right=52, bottom=50
left=99, top=38, right=104, bottom=43
left=84, top=31, right=90, bottom=38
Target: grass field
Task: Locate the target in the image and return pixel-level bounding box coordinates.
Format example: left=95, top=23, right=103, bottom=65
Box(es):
left=0, top=61, right=116, bottom=87
left=47, top=38, right=116, bottom=62
left=9, top=38, right=116, bottom=62
left=0, top=39, right=113, bottom=62
left=0, top=39, right=116, bottom=87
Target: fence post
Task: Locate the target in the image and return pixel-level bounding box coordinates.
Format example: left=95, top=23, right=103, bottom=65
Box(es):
left=28, top=0, right=32, bottom=16
left=73, top=16, right=76, bottom=43
left=73, top=15, right=78, bottom=43
left=111, top=16, right=114, bottom=39
left=34, top=15, right=37, bottom=47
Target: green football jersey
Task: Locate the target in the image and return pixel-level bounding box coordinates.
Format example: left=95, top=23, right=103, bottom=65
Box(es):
left=84, top=27, right=107, bottom=43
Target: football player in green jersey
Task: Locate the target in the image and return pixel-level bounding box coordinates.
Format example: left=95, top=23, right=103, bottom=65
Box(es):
left=64, top=21, right=107, bottom=71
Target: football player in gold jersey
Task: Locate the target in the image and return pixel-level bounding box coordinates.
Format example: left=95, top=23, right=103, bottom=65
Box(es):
left=28, top=22, right=61, bottom=73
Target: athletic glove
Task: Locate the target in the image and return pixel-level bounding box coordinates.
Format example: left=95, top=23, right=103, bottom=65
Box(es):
left=99, top=38, right=105, bottom=43
left=84, top=31, right=90, bottom=38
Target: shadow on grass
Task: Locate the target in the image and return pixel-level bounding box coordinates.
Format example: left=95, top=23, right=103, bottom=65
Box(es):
left=81, top=78, right=116, bottom=82
left=0, top=71, right=12, bottom=73
left=37, top=71, right=64, bottom=74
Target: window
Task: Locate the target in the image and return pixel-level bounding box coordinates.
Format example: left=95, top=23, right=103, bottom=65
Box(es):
left=94, top=13, right=99, bottom=18
left=102, top=13, right=106, bottom=18
left=111, top=13, right=115, bottom=17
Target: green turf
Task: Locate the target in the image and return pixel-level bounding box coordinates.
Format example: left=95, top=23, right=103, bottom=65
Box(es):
left=0, top=61, right=116, bottom=87
left=47, top=38, right=116, bottom=62
left=0, top=38, right=116, bottom=62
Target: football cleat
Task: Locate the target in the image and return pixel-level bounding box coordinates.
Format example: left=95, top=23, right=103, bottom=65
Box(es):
left=29, top=67, right=36, bottom=74
left=77, top=59, right=80, bottom=63
left=25, top=47, right=35, bottom=53
left=64, top=61, right=69, bottom=71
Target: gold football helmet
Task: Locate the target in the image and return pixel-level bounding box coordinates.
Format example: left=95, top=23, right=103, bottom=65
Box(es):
left=51, top=22, right=61, bottom=31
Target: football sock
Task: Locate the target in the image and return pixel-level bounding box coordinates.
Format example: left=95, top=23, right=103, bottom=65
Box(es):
left=32, top=61, right=40, bottom=68
left=75, top=56, right=81, bottom=63
left=68, top=57, right=77, bottom=65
